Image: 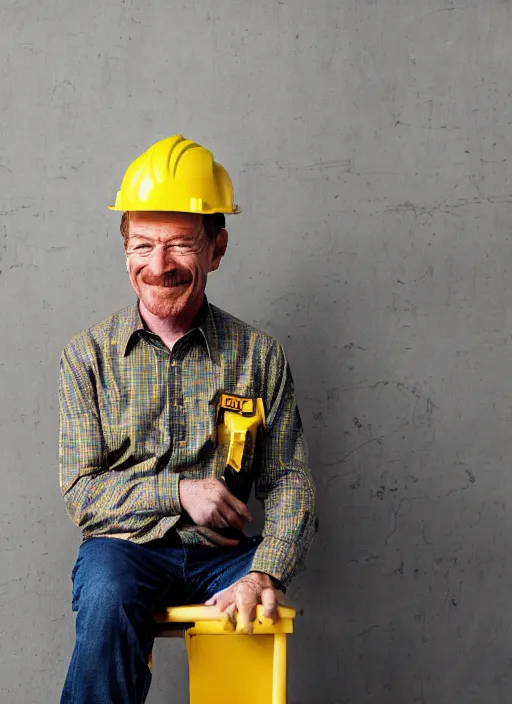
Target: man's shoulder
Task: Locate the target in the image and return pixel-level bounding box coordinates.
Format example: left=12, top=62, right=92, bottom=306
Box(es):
left=62, top=305, right=135, bottom=357
left=209, top=304, right=282, bottom=353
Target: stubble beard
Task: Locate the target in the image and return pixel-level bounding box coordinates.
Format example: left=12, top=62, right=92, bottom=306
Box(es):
left=139, top=283, right=194, bottom=318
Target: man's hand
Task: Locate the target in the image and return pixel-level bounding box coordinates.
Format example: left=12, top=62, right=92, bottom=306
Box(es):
left=179, top=478, right=252, bottom=535
left=205, top=571, right=281, bottom=634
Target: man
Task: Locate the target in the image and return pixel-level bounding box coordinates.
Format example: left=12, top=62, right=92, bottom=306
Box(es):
left=59, top=135, right=316, bottom=703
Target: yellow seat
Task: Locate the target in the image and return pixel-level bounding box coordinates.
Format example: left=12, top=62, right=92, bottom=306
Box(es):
left=153, top=604, right=296, bottom=704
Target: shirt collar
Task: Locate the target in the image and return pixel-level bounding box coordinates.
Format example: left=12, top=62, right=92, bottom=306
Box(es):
left=119, top=297, right=219, bottom=364
left=195, top=297, right=219, bottom=364
left=118, top=303, right=145, bottom=356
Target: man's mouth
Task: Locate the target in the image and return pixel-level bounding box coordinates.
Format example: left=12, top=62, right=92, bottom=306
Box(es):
left=142, top=276, right=192, bottom=288
left=159, top=281, right=190, bottom=288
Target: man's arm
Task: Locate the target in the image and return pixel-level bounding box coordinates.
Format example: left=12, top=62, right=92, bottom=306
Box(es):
left=249, top=341, right=316, bottom=589
left=59, top=342, right=181, bottom=534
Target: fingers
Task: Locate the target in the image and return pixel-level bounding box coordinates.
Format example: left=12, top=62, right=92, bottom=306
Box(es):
left=211, top=509, right=229, bottom=529
left=234, top=582, right=259, bottom=635
left=224, top=602, right=236, bottom=620
left=205, top=579, right=280, bottom=635
left=222, top=602, right=237, bottom=631
left=217, top=504, right=245, bottom=531
left=261, top=586, right=278, bottom=623
left=205, top=592, right=237, bottom=628
left=179, top=478, right=252, bottom=528
left=194, top=526, right=240, bottom=547
left=205, top=591, right=237, bottom=631
left=205, top=584, right=235, bottom=610
left=223, top=491, right=253, bottom=522
left=216, top=480, right=252, bottom=525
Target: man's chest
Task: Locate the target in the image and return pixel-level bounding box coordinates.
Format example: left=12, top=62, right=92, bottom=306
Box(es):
left=94, top=343, right=263, bottom=470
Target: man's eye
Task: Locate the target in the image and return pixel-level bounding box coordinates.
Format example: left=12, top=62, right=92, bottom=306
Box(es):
left=169, top=241, right=195, bottom=252
left=135, top=244, right=151, bottom=251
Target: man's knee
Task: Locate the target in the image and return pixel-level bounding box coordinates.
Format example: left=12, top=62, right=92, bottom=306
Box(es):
left=72, top=540, right=144, bottom=623
left=73, top=567, right=137, bottom=623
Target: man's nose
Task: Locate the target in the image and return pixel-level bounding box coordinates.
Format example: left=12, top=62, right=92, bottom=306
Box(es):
left=148, top=245, right=175, bottom=276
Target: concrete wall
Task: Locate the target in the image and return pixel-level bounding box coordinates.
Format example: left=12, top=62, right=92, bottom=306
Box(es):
left=1, top=0, right=511, bottom=701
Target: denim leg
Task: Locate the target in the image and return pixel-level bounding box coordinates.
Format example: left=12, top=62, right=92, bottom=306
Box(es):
left=185, top=536, right=263, bottom=603
left=61, top=537, right=184, bottom=704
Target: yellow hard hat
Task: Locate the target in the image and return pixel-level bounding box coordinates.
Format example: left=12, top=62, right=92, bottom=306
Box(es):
left=109, top=135, right=241, bottom=214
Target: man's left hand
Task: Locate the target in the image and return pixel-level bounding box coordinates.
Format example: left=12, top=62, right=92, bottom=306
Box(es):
left=205, top=571, right=281, bottom=634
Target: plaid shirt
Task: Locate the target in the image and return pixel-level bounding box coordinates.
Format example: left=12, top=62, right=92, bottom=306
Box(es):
left=59, top=300, right=316, bottom=587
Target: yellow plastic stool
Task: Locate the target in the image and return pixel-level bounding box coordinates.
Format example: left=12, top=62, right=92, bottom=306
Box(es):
left=153, top=604, right=296, bottom=704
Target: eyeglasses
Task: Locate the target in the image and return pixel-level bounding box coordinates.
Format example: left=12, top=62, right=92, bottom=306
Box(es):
left=126, top=235, right=208, bottom=258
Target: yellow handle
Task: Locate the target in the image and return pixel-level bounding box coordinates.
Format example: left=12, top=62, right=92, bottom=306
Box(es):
left=227, top=426, right=248, bottom=472
left=217, top=398, right=265, bottom=472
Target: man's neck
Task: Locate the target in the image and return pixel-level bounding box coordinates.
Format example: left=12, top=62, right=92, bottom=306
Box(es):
left=139, top=296, right=204, bottom=351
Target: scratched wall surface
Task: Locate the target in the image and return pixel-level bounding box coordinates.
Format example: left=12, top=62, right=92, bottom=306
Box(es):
left=1, top=0, right=511, bottom=702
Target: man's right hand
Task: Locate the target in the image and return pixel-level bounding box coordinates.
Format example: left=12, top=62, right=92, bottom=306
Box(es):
left=179, top=478, right=252, bottom=533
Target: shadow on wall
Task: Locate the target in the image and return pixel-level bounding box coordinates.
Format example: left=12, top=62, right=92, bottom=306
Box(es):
left=266, top=253, right=352, bottom=704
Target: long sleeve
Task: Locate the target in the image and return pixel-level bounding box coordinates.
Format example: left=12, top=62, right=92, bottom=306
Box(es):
left=250, top=342, right=316, bottom=589
left=59, top=344, right=181, bottom=536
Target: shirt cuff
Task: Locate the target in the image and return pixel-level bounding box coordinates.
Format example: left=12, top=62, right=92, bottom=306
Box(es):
left=250, top=536, right=298, bottom=590
left=156, top=472, right=181, bottom=516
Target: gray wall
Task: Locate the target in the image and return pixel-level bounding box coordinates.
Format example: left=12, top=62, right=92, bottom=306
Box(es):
left=1, top=0, right=511, bottom=701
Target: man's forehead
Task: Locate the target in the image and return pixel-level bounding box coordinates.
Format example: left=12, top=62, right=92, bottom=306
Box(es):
left=128, top=212, right=203, bottom=237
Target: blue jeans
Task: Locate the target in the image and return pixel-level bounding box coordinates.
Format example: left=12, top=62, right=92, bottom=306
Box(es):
left=60, top=533, right=262, bottom=704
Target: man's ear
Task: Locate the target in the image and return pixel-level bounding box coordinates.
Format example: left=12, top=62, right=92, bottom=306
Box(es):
left=209, top=228, right=228, bottom=272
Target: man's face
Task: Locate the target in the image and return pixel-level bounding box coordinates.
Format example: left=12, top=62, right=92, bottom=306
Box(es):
left=125, top=211, right=227, bottom=319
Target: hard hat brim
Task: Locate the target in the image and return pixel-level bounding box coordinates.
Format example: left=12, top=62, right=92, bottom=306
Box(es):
left=108, top=205, right=242, bottom=214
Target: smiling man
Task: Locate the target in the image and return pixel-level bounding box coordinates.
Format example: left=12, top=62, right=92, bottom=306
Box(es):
left=59, top=135, right=316, bottom=704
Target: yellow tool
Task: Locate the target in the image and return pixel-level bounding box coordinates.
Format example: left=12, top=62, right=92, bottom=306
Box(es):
left=153, top=604, right=296, bottom=704
left=216, top=394, right=266, bottom=472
